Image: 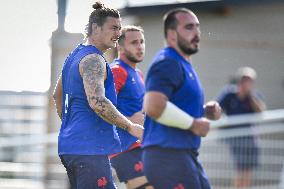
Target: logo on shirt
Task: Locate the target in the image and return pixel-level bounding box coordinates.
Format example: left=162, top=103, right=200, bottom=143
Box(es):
left=173, top=183, right=185, bottom=189
left=188, top=72, right=195, bottom=80
left=134, top=161, right=143, bottom=172
left=97, top=177, right=107, bottom=188
left=131, top=77, right=136, bottom=84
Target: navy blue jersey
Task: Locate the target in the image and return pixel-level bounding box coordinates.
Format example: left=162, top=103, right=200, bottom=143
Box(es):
left=111, top=59, right=145, bottom=151
left=217, top=85, right=258, bottom=115
left=143, top=47, right=204, bottom=150
left=58, top=44, right=121, bottom=155
left=217, top=85, right=263, bottom=128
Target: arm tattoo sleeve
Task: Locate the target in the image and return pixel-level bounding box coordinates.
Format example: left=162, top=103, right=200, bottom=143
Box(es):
left=80, top=53, right=131, bottom=130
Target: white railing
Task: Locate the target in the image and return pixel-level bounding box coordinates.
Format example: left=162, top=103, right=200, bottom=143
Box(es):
left=201, top=109, right=284, bottom=189
left=0, top=109, right=284, bottom=189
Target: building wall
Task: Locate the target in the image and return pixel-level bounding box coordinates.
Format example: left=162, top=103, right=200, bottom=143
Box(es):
left=48, top=31, right=83, bottom=134
left=131, top=3, right=284, bottom=109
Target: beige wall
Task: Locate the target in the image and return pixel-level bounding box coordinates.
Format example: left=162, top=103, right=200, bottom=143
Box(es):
left=130, top=3, right=284, bottom=109
left=48, top=31, right=83, bottom=134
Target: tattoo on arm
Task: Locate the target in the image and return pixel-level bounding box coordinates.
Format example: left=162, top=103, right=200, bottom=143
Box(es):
left=80, top=54, right=131, bottom=130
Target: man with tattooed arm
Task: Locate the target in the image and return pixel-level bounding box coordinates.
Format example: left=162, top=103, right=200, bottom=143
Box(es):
left=53, top=2, right=143, bottom=188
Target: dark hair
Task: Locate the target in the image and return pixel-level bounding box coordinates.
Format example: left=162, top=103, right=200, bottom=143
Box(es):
left=163, top=8, right=192, bottom=38
left=85, top=2, right=120, bottom=37
left=118, top=25, right=144, bottom=45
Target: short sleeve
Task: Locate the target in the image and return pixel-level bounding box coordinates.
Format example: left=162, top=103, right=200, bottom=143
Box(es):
left=145, top=59, right=184, bottom=98
left=111, top=65, right=128, bottom=94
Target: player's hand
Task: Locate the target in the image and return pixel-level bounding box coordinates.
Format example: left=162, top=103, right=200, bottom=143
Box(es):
left=128, top=123, right=144, bottom=141
left=129, top=111, right=145, bottom=125
left=204, top=101, right=222, bottom=120
left=189, top=118, right=210, bottom=137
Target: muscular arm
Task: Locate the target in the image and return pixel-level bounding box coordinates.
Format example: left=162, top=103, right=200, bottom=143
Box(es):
left=79, top=54, right=133, bottom=131
left=53, top=75, right=63, bottom=120
left=144, top=59, right=210, bottom=136
left=143, top=91, right=167, bottom=119
left=144, top=91, right=210, bottom=137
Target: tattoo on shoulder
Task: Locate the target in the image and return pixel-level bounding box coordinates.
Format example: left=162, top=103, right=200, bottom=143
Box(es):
left=81, top=54, right=105, bottom=80
left=79, top=53, right=130, bottom=130
left=80, top=53, right=106, bottom=96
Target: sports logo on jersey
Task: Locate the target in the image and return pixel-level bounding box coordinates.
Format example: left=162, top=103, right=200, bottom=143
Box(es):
left=131, top=77, right=136, bottom=84
left=134, top=161, right=143, bottom=172
left=173, top=183, right=185, bottom=189
left=189, top=72, right=195, bottom=80
left=97, top=177, right=107, bottom=188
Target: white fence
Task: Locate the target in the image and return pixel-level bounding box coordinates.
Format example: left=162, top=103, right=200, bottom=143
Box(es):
left=0, top=92, right=283, bottom=189
left=201, top=109, right=284, bottom=189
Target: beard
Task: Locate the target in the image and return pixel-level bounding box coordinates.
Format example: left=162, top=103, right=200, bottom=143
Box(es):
left=177, top=33, right=199, bottom=55
left=124, top=49, right=143, bottom=63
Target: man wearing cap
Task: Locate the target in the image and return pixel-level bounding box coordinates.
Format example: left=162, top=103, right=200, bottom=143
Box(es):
left=217, top=67, right=266, bottom=188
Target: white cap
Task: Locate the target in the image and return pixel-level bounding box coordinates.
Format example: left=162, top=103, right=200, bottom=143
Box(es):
left=236, top=67, right=257, bottom=81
